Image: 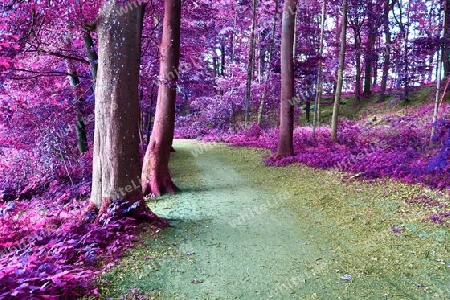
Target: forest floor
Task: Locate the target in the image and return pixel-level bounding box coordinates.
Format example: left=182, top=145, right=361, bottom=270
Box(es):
left=100, top=140, right=449, bottom=299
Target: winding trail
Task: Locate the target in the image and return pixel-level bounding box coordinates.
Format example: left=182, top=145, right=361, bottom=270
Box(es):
left=147, top=140, right=336, bottom=299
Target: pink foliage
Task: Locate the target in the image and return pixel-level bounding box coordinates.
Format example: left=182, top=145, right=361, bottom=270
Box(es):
left=0, top=179, right=158, bottom=297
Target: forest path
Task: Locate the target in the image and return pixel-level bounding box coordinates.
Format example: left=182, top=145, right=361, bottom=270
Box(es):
left=102, top=140, right=449, bottom=299
left=139, top=140, right=338, bottom=299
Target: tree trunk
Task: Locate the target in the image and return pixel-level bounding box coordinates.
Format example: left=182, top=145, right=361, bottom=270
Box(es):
left=331, top=0, right=348, bottom=141
left=312, top=0, right=327, bottom=140
left=378, top=0, right=391, bottom=103
left=431, top=1, right=448, bottom=144
left=83, top=31, right=98, bottom=88
left=66, top=63, right=88, bottom=153
left=443, top=0, right=450, bottom=77
left=431, top=48, right=443, bottom=146
left=245, top=0, right=258, bottom=123
left=220, top=42, right=226, bottom=76
left=354, top=29, right=361, bottom=103
left=276, top=0, right=296, bottom=158
left=257, top=0, right=279, bottom=125
left=141, top=0, right=181, bottom=197
left=363, top=0, right=376, bottom=95
left=90, top=3, right=147, bottom=215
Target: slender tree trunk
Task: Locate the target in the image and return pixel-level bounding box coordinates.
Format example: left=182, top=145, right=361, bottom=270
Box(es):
left=378, top=0, right=391, bottom=103
left=245, top=0, right=258, bottom=123
left=354, top=29, right=362, bottom=103
left=431, top=49, right=442, bottom=146
left=372, top=58, right=378, bottom=86
left=142, top=0, right=181, bottom=197
left=431, top=2, right=447, bottom=145
left=397, top=0, right=410, bottom=102
left=66, top=63, right=88, bottom=153
left=83, top=31, right=98, bottom=87
left=90, top=3, right=146, bottom=213
left=312, top=0, right=327, bottom=140
left=443, top=0, right=450, bottom=77
left=331, top=0, right=348, bottom=141
left=363, top=1, right=376, bottom=95
left=220, top=42, right=226, bottom=76
left=257, top=0, right=279, bottom=125
left=428, top=54, right=434, bottom=83
left=276, top=0, right=297, bottom=158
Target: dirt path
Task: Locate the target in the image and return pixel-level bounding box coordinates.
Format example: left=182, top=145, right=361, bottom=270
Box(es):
left=145, top=140, right=338, bottom=299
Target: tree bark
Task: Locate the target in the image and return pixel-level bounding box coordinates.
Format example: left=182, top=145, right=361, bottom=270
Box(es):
left=312, top=0, right=327, bottom=140
left=245, top=0, right=258, bottom=123
left=331, top=0, right=348, bottom=141
left=276, top=0, right=296, bottom=158
left=378, top=0, right=391, bottom=102
left=90, top=3, right=147, bottom=215
left=141, top=0, right=181, bottom=197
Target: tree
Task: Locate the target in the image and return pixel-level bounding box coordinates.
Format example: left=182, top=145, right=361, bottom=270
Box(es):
left=331, top=0, right=348, bottom=141
left=90, top=3, right=147, bottom=214
left=141, top=0, right=181, bottom=197
left=443, top=0, right=450, bottom=77
left=66, top=62, right=88, bottom=154
left=348, top=0, right=364, bottom=103
left=312, top=0, right=327, bottom=140
left=257, top=0, right=279, bottom=125
left=378, top=0, right=392, bottom=102
left=363, top=0, right=378, bottom=95
left=245, top=0, right=258, bottom=123
left=276, top=0, right=297, bottom=158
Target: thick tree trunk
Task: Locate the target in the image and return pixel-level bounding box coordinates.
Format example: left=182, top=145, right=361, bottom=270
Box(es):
left=331, top=0, right=348, bottom=141
left=257, top=0, right=279, bottom=125
left=90, top=3, right=146, bottom=214
left=378, top=0, right=391, bottom=102
left=245, top=0, right=258, bottom=123
left=276, top=0, right=296, bottom=158
left=312, top=0, right=327, bottom=140
left=141, top=0, right=181, bottom=197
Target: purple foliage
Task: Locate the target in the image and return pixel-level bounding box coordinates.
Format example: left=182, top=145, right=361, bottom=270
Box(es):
left=0, top=180, right=153, bottom=298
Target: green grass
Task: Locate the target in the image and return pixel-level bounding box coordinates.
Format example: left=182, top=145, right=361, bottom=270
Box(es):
left=218, top=146, right=450, bottom=299
left=99, top=144, right=449, bottom=299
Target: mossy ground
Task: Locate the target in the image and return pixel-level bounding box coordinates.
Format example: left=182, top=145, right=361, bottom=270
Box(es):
left=99, top=141, right=449, bottom=299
